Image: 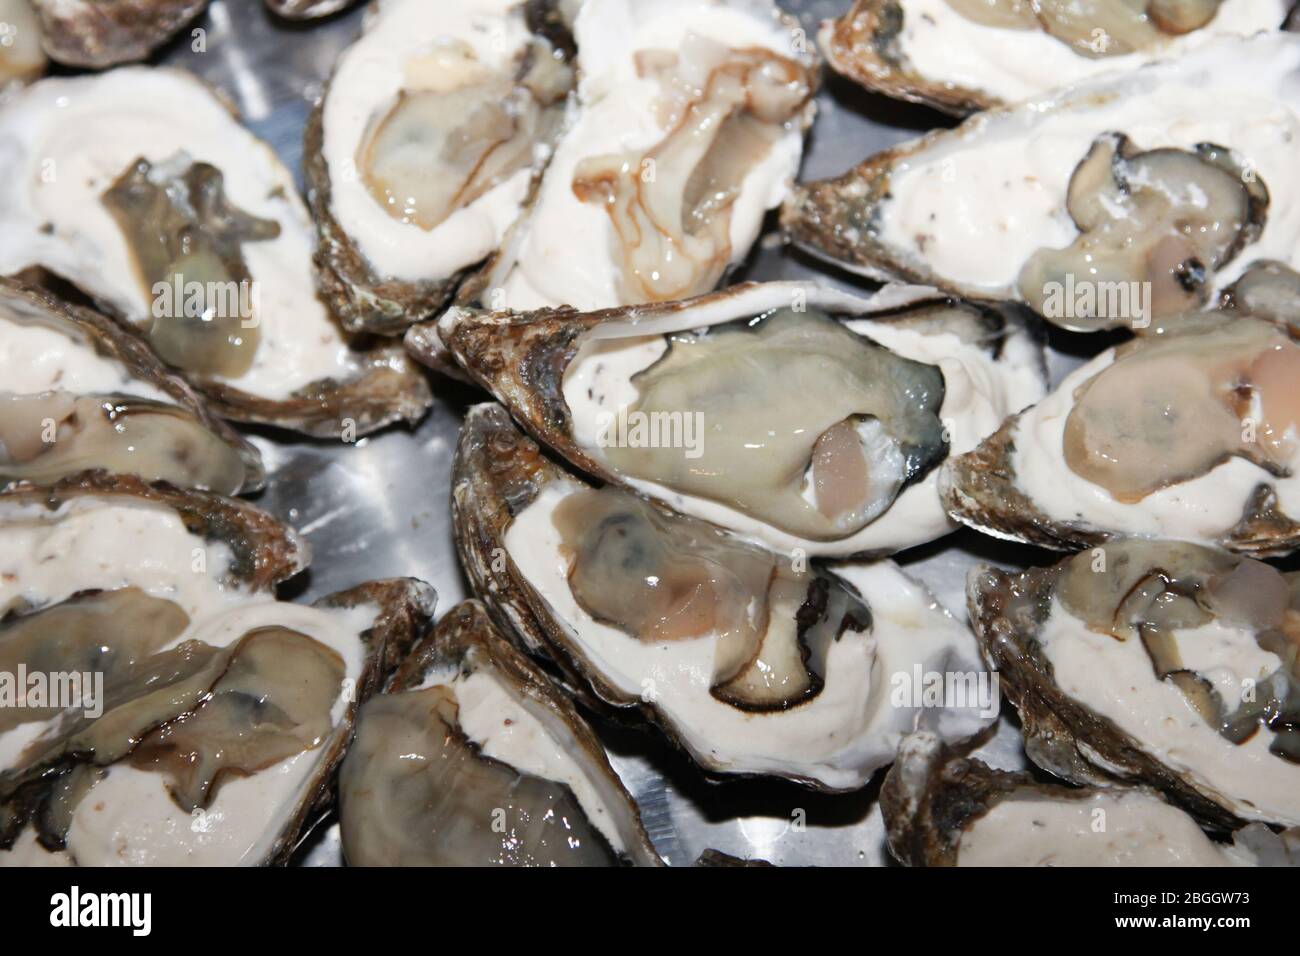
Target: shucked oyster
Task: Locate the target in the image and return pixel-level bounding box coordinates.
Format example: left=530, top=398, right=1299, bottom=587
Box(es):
left=31, top=0, right=206, bottom=68
left=0, top=0, right=45, bottom=93
left=0, top=67, right=431, bottom=437
left=818, top=0, right=1289, bottom=114
left=783, top=33, right=1300, bottom=333
left=882, top=732, right=1298, bottom=866
left=418, top=281, right=1045, bottom=558
left=465, top=0, right=819, bottom=314
left=942, top=311, right=1300, bottom=555
left=0, top=474, right=436, bottom=865
left=340, top=600, right=660, bottom=866
left=451, top=403, right=993, bottom=791
left=968, top=539, right=1300, bottom=830
left=306, top=0, right=577, bottom=335
left=0, top=278, right=262, bottom=495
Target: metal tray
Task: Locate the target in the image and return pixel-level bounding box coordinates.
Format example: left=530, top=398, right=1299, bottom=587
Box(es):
left=156, top=0, right=1084, bottom=866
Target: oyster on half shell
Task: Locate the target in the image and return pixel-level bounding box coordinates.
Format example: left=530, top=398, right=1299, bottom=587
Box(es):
left=882, top=732, right=1298, bottom=866
left=0, top=67, right=431, bottom=437
left=818, top=0, right=1291, bottom=115
left=0, top=278, right=262, bottom=495
left=417, top=281, right=1045, bottom=558
left=305, top=0, right=578, bottom=335
left=340, top=600, right=660, bottom=866
left=968, top=539, right=1300, bottom=830
left=941, top=309, right=1300, bottom=556
left=451, top=403, right=993, bottom=791
left=783, top=33, right=1300, bottom=333
left=0, top=474, right=437, bottom=866
left=31, top=0, right=206, bottom=68
left=0, top=0, right=45, bottom=93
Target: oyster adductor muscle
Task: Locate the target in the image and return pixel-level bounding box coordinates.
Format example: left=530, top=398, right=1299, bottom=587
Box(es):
left=968, top=539, right=1300, bottom=830
left=451, top=402, right=994, bottom=791
left=422, top=281, right=1046, bottom=558
left=339, top=600, right=660, bottom=866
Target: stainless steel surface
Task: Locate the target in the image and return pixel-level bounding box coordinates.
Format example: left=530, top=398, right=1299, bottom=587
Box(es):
left=156, top=0, right=1083, bottom=866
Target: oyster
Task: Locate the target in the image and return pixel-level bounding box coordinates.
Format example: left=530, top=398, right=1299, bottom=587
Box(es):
left=0, top=278, right=263, bottom=495
left=31, top=0, right=206, bottom=68
left=305, top=0, right=577, bottom=335
left=418, top=281, right=1045, bottom=558
left=339, top=600, right=660, bottom=866
left=465, top=0, right=819, bottom=313
left=968, top=539, right=1300, bottom=829
left=0, top=0, right=44, bottom=93
left=0, top=474, right=436, bottom=865
left=882, top=732, right=1298, bottom=865
left=451, top=403, right=994, bottom=791
left=818, top=0, right=1289, bottom=114
left=0, top=67, right=431, bottom=437
left=941, top=312, right=1300, bottom=555
left=783, top=33, right=1300, bottom=333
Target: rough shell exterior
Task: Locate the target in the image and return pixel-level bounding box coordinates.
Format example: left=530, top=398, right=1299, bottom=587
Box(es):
left=34, top=0, right=207, bottom=69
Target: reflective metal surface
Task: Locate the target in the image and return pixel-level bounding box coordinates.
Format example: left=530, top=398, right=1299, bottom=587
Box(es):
left=156, top=0, right=1080, bottom=866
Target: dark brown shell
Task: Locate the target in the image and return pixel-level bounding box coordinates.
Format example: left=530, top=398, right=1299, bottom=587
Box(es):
left=0, top=276, right=266, bottom=494
left=819, top=0, right=999, bottom=116
left=34, top=0, right=207, bottom=69
left=380, top=598, right=661, bottom=866
left=940, top=412, right=1300, bottom=557
left=967, top=562, right=1248, bottom=831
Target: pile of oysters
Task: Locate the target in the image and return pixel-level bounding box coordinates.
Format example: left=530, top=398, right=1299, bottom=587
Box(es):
left=3, top=0, right=1300, bottom=867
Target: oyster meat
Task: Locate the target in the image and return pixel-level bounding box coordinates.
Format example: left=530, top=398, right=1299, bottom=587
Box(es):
left=783, top=33, right=1300, bottom=333
left=942, top=308, right=1300, bottom=555
left=0, top=278, right=262, bottom=494
left=451, top=403, right=994, bottom=791
left=306, top=0, right=577, bottom=335
left=31, top=0, right=206, bottom=69
left=420, top=281, right=1045, bottom=557
left=819, top=0, right=1289, bottom=114
left=882, top=732, right=1297, bottom=866
left=0, top=67, right=431, bottom=437
left=469, top=0, right=819, bottom=313
left=0, top=0, right=44, bottom=93
left=0, top=475, right=436, bottom=865
left=968, top=538, right=1300, bottom=829
left=340, top=600, right=660, bottom=866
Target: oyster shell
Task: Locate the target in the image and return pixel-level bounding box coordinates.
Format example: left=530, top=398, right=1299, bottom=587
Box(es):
left=32, top=0, right=206, bottom=68
left=941, top=313, right=1300, bottom=556
left=339, top=599, right=660, bottom=866
left=967, top=539, right=1300, bottom=830
left=305, top=0, right=577, bottom=336
left=463, top=0, right=819, bottom=314
left=782, top=33, right=1300, bottom=333
left=0, top=277, right=263, bottom=495
left=882, top=731, right=1294, bottom=866
left=420, top=281, right=1045, bottom=558
left=0, top=475, right=437, bottom=865
left=818, top=0, right=1290, bottom=115
left=0, top=67, right=431, bottom=438
left=451, top=402, right=994, bottom=791
left=0, top=0, right=45, bottom=93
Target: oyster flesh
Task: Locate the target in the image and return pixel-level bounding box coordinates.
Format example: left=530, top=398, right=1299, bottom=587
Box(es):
left=0, top=0, right=45, bottom=93
left=0, top=475, right=436, bottom=865
left=0, top=278, right=262, bottom=495
left=419, top=281, right=1045, bottom=558
left=882, top=732, right=1298, bottom=866
left=818, top=0, right=1289, bottom=115
left=451, top=403, right=994, bottom=791
left=941, top=310, right=1300, bottom=556
left=0, top=67, right=431, bottom=437
left=306, top=0, right=577, bottom=335
left=968, top=538, right=1300, bottom=829
left=783, top=33, right=1300, bottom=333
left=32, top=0, right=206, bottom=69
left=340, top=600, right=660, bottom=866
